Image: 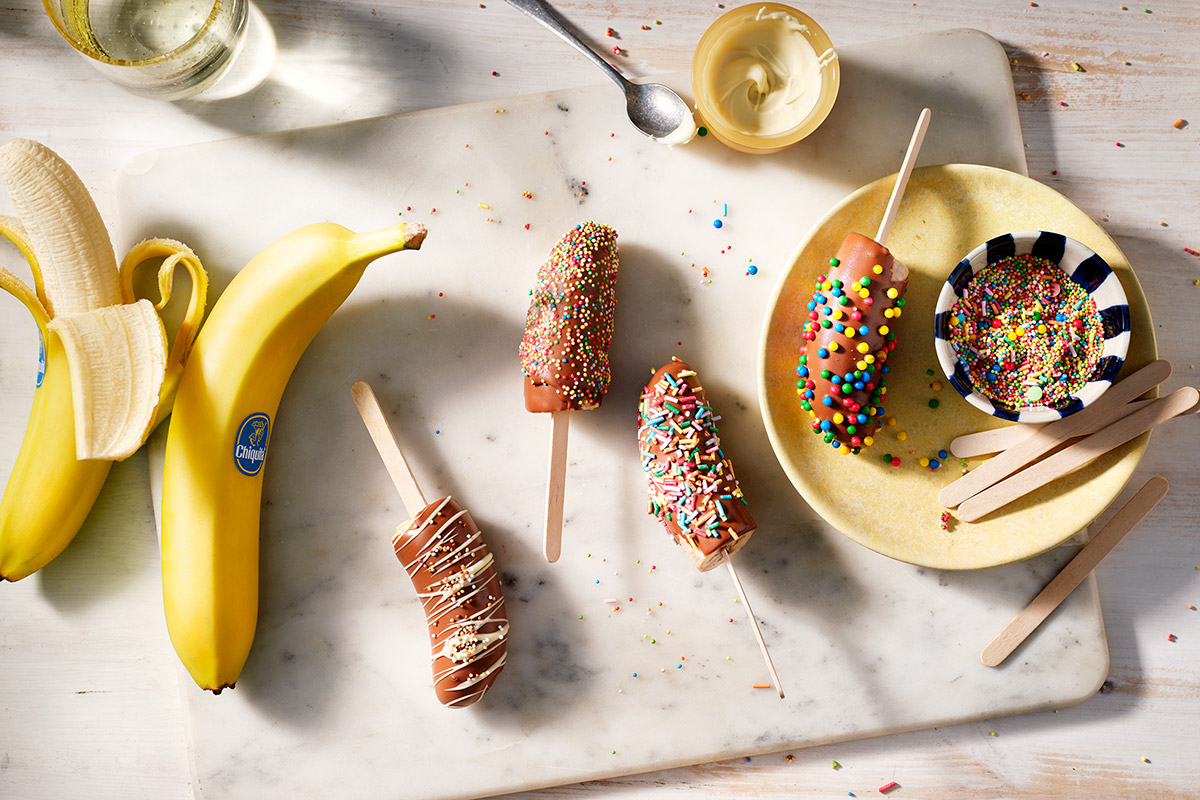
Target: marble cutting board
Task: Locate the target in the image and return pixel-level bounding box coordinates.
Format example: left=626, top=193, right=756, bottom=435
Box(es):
left=115, top=29, right=1109, bottom=800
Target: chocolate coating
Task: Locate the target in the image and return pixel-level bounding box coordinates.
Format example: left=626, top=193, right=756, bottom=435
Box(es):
left=797, top=232, right=908, bottom=454
left=638, top=358, right=755, bottom=572
left=394, top=496, right=508, bottom=707
left=519, top=222, right=619, bottom=412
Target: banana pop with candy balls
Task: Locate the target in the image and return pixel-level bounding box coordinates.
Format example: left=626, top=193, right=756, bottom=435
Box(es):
left=796, top=232, right=908, bottom=454
left=795, top=108, right=930, bottom=455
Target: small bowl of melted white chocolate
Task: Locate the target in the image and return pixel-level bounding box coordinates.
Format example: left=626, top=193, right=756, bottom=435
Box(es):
left=691, top=3, right=839, bottom=154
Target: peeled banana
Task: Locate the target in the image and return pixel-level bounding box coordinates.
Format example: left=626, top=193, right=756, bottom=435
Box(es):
left=160, top=220, right=427, bottom=692
left=0, top=138, right=207, bottom=582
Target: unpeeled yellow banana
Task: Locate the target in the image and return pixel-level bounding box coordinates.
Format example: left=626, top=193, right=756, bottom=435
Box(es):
left=160, top=220, right=427, bottom=692
left=0, top=139, right=207, bottom=581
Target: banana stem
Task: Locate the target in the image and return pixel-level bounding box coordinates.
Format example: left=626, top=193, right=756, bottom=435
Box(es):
left=348, top=223, right=428, bottom=265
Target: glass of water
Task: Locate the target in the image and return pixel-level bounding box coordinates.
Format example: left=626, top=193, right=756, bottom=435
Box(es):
left=43, top=0, right=249, bottom=100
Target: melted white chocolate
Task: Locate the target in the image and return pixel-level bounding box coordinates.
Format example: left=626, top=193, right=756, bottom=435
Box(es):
left=702, top=8, right=830, bottom=136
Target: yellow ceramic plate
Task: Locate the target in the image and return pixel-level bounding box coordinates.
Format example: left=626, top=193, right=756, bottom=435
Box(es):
left=758, top=164, right=1157, bottom=569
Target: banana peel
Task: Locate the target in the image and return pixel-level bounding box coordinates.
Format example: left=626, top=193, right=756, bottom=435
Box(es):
left=0, top=138, right=208, bottom=581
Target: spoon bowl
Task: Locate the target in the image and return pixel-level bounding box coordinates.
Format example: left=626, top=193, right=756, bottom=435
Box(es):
left=625, top=81, right=695, bottom=142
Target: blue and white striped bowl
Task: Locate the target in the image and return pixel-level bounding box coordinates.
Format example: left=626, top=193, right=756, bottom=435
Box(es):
left=933, top=231, right=1131, bottom=424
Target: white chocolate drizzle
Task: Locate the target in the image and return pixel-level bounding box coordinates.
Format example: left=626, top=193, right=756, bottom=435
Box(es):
left=394, top=497, right=509, bottom=707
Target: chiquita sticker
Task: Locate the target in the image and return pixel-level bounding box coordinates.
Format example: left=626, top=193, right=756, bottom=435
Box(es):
left=234, top=413, right=270, bottom=476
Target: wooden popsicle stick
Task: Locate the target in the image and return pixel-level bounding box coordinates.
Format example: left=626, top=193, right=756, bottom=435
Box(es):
left=951, top=395, right=1200, bottom=458
left=351, top=380, right=427, bottom=519
left=982, top=476, right=1169, bottom=667
left=958, top=387, right=1196, bottom=522
left=875, top=107, right=932, bottom=245
left=723, top=551, right=785, bottom=699
left=949, top=422, right=1044, bottom=460
left=544, top=410, right=570, bottom=563
left=938, top=359, right=1171, bottom=509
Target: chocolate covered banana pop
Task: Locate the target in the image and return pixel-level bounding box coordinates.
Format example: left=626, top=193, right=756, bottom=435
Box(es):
left=795, top=107, right=930, bottom=455
left=519, top=221, right=619, bottom=412
left=519, top=221, right=619, bottom=563
left=796, top=232, right=909, bottom=454
left=394, top=496, right=508, bottom=708
left=638, top=357, right=755, bottom=572
left=352, top=381, right=508, bottom=709
left=637, top=357, right=783, bottom=696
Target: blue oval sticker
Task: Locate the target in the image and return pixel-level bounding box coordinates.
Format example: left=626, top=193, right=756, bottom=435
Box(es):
left=234, top=413, right=271, bottom=476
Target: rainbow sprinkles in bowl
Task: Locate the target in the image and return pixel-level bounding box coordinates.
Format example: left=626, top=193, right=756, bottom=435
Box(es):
left=934, top=231, right=1130, bottom=423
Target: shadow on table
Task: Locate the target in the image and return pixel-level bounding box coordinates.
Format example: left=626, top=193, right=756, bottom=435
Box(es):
left=33, top=451, right=160, bottom=612
left=173, top=0, right=465, bottom=136
left=0, top=5, right=42, bottom=37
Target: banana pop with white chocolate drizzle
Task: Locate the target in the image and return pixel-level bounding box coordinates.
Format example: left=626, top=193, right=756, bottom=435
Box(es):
left=394, top=496, right=508, bottom=707
left=352, top=381, right=508, bottom=708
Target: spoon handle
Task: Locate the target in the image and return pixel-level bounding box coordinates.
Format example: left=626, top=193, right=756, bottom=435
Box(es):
left=503, top=0, right=628, bottom=90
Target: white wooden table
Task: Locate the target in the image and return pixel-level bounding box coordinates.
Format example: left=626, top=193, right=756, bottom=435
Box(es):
left=1, top=2, right=1197, bottom=798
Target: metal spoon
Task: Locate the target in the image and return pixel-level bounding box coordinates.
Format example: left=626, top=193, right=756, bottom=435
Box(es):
left=503, top=0, right=696, bottom=144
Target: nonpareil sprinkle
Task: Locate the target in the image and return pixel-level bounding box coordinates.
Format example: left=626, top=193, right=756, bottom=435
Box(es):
left=946, top=254, right=1103, bottom=411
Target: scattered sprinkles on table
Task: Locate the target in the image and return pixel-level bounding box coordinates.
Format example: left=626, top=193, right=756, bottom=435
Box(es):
left=946, top=253, right=1104, bottom=411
